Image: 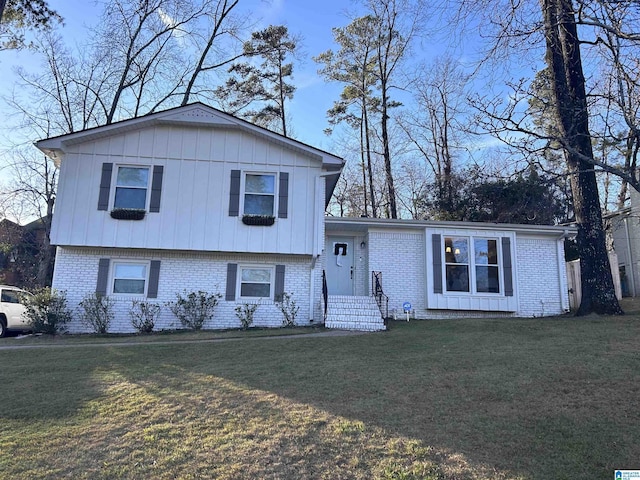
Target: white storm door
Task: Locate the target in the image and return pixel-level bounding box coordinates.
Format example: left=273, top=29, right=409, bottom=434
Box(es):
left=326, top=237, right=354, bottom=295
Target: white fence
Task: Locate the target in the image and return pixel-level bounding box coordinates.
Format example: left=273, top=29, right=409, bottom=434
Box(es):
left=566, top=253, right=622, bottom=310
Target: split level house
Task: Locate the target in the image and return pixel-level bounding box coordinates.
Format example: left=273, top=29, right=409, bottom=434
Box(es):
left=36, top=103, right=574, bottom=333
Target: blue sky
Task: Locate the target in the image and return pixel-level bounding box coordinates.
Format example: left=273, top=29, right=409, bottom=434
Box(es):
left=0, top=0, right=378, bottom=151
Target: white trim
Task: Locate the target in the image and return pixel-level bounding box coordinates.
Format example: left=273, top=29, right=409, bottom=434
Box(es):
left=111, top=164, right=151, bottom=211
left=240, top=171, right=278, bottom=217
left=426, top=228, right=518, bottom=312
left=237, top=264, right=275, bottom=300
left=110, top=260, right=150, bottom=296
left=443, top=236, right=503, bottom=296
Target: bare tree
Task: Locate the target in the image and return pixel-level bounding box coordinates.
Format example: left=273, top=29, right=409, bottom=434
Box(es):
left=365, top=0, right=422, bottom=219
left=315, top=15, right=381, bottom=217
left=398, top=56, right=471, bottom=219
left=0, top=146, right=57, bottom=286
left=455, top=0, right=634, bottom=314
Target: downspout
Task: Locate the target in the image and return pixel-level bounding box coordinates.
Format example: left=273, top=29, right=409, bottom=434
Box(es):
left=623, top=216, right=636, bottom=296
left=557, top=229, right=571, bottom=312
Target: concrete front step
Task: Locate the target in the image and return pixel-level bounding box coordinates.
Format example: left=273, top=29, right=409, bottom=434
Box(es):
left=325, top=295, right=386, bottom=332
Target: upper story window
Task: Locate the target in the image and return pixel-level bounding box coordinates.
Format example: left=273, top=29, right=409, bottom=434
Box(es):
left=444, top=236, right=500, bottom=294
left=114, top=166, right=149, bottom=210
left=112, top=262, right=148, bottom=295
left=243, top=174, right=276, bottom=216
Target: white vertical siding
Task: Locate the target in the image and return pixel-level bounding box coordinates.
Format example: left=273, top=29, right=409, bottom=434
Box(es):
left=50, top=125, right=324, bottom=255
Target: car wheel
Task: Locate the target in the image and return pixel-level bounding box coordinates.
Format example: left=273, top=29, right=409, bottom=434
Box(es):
left=0, top=317, right=6, bottom=338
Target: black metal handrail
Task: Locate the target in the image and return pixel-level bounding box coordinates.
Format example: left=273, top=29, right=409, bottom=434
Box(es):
left=371, top=271, right=389, bottom=319
left=322, top=270, right=328, bottom=322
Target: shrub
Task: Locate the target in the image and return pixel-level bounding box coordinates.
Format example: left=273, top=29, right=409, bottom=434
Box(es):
left=276, top=292, right=299, bottom=327
left=78, top=292, right=114, bottom=334
left=235, top=303, right=258, bottom=330
left=129, top=300, right=161, bottom=334
left=167, top=290, right=221, bottom=330
left=20, top=288, right=72, bottom=335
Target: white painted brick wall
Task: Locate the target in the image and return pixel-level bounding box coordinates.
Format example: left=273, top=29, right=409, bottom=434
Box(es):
left=515, top=237, right=567, bottom=317
left=53, top=247, right=315, bottom=333
left=368, top=231, right=427, bottom=315
left=361, top=230, right=568, bottom=319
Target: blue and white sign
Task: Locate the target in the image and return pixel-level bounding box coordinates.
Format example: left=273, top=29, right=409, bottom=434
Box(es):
left=402, top=302, right=412, bottom=313
left=616, top=471, right=640, bottom=479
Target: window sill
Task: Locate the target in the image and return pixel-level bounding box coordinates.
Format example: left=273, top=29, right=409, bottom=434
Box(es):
left=110, top=208, right=146, bottom=220
left=242, top=215, right=275, bottom=226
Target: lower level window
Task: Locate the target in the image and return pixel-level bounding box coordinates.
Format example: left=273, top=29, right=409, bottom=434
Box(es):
left=240, top=267, right=272, bottom=298
left=113, top=262, right=147, bottom=294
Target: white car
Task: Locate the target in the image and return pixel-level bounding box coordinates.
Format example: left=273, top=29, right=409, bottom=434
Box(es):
left=0, top=285, right=31, bottom=337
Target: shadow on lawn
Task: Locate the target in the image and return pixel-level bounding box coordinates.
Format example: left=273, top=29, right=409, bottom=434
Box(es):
left=103, top=314, right=640, bottom=480
left=2, top=311, right=639, bottom=479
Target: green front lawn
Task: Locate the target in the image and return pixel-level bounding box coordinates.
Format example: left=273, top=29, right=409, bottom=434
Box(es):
left=1, top=305, right=639, bottom=479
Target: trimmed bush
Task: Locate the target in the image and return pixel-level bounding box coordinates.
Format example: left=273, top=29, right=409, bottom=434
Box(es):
left=167, top=290, right=221, bottom=330
left=78, top=292, right=114, bottom=334
left=20, top=288, right=72, bottom=335
left=276, top=292, right=299, bottom=327
left=235, top=303, right=258, bottom=330
left=129, top=300, right=161, bottom=334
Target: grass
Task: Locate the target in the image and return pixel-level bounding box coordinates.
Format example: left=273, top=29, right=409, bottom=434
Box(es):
left=1, top=325, right=326, bottom=346
left=1, top=301, right=640, bottom=479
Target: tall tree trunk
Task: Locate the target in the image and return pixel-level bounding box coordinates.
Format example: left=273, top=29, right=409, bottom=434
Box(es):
left=542, top=0, right=622, bottom=315
left=363, top=101, right=377, bottom=218
left=36, top=197, right=55, bottom=286
left=380, top=82, right=398, bottom=218
left=359, top=111, right=369, bottom=216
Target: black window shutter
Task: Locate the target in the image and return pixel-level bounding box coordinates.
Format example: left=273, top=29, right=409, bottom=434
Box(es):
left=432, top=234, right=443, bottom=294
left=96, top=258, right=110, bottom=295
left=149, top=166, right=164, bottom=213
left=98, top=163, right=113, bottom=211
left=502, top=237, right=514, bottom=297
left=147, top=260, right=161, bottom=298
left=229, top=170, right=241, bottom=216
left=274, top=265, right=285, bottom=301
left=278, top=172, right=289, bottom=219
left=226, top=263, right=238, bottom=301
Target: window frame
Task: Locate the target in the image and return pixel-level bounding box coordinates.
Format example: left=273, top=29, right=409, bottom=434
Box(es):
left=112, top=165, right=151, bottom=211
left=110, top=260, right=150, bottom=296
left=237, top=264, right=275, bottom=300
left=240, top=172, right=278, bottom=217
left=443, top=235, right=503, bottom=296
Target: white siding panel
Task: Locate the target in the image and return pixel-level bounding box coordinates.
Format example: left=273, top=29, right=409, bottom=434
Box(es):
left=182, top=129, right=198, bottom=160
left=123, top=130, right=140, bottom=156
left=152, top=126, right=170, bottom=158
left=224, top=130, right=241, bottom=160
left=195, top=128, right=212, bottom=161
left=109, top=135, right=125, bottom=156
left=139, top=129, right=155, bottom=158
left=167, top=128, right=184, bottom=159
left=52, top=125, right=322, bottom=255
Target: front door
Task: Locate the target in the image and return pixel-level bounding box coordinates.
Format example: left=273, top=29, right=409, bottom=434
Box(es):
left=326, top=237, right=354, bottom=295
